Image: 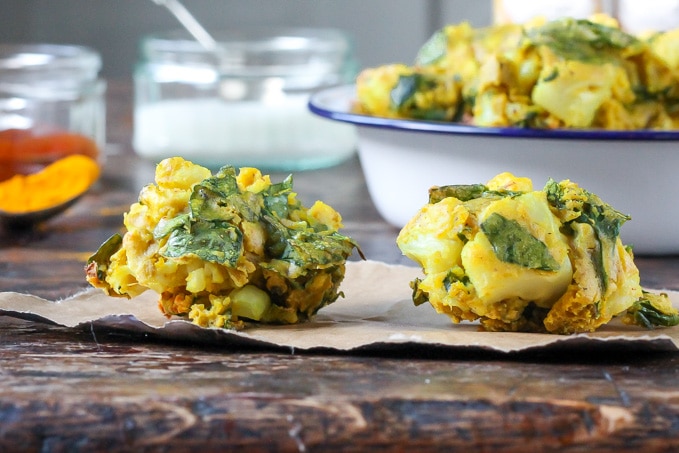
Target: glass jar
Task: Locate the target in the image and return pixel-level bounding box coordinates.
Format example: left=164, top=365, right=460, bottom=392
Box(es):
left=0, top=44, right=106, bottom=182
left=133, top=27, right=359, bottom=171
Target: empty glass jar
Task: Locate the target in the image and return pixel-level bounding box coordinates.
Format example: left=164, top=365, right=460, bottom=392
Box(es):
left=133, top=27, right=359, bottom=171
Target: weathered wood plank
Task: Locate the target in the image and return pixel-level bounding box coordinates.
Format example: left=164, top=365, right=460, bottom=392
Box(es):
left=1, top=316, right=679, bottom=451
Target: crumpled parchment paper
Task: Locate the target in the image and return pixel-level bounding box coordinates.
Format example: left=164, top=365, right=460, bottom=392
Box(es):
left=1, top=260, right=678, bottom=353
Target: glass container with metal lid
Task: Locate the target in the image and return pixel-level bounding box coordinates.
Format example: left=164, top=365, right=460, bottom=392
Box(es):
left=133, top=27, right=359, bottom=171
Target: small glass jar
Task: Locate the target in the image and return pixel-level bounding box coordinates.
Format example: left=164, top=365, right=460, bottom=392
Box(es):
left=0, top=44, right=106, bottom=181
left=133, top=27, right=359, bottom=171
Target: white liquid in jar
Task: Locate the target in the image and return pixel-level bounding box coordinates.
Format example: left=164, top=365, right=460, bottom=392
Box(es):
left=133, top=95, right=357, bottom=171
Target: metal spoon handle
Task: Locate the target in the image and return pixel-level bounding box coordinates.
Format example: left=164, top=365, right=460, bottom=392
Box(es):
left=151, top=0, right=218, bottom=50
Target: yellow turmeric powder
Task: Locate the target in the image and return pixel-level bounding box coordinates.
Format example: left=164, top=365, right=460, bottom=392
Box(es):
left=0, top=154, right=100, bottom=213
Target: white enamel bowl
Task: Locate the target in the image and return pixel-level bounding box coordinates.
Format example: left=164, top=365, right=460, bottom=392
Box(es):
left=309, top=85, right=679, bottom=255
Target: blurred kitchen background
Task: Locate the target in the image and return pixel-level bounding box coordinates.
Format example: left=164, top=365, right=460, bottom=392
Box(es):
left=3, top=0, right=672, bottom=163
left=0, top=1, right=491, bottom=79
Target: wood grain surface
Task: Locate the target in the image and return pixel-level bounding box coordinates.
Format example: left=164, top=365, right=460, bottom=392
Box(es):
left=1, top=82, right=679, bottom=452
left=2, top=314, right=679, bottom=452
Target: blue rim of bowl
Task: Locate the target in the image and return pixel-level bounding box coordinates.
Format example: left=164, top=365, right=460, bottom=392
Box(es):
left=309, top=84, right=679, bottom=141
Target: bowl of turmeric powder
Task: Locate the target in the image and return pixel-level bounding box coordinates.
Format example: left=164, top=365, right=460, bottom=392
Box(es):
left=0, top=154, right=101, bottom=227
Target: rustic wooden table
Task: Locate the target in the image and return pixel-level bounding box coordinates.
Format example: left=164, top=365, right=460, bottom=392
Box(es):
left=1, top=83, right=679, bottom=452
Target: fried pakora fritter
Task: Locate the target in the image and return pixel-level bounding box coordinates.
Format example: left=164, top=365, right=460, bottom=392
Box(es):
left=86, top=157, right=361, bottom=329
left=397, top=172, right=679, bottom=334
left=356, top=16, right=679, bottom=130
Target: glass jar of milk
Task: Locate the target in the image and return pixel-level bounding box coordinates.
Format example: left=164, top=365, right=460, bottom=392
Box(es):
left=133, top=28, right=359, bottom=171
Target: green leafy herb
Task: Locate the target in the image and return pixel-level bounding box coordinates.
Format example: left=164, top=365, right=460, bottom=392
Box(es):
left=428, top=183, right=524, bottom=204
left=429, top=184, right=489, bottom=204
left=545, top=179, right=630, bottom=292
left=390, top=73, right=453, bottom=117
left=627, top=296, right=679, bottom=328
left=151, top=165, right=359, bottom=274
left=481, top=212, right=560, bottom=271
left=390, top=74, right=420, bottom=110
left=512, top=110, right=540, bottom=128
left=410, top=278, right=429, bottom=306
left=163, top=219, right=243, bottom=266
left=153, top=214, right=189, bottom=240
left=87, top=233, right=123, bottom=280
left=389, top=71, right=464, bottom=121
left=415, top=29, right=448, bottom=66
left=263, top=176, right=294, bottom=219
left=408, top=107, right=452, bottom=121
left=87, top=233, right=122, bottom=265
left=443, top=269, right=470, bottom=292
left=261, top=214, right=358, bottom=279
left=526, top=18, right=640, bottom=64
left=542, top=68, right=559, bottom=82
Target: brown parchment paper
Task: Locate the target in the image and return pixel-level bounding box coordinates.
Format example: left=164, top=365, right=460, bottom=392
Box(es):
left=1, top=260, right=679, bottom=353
